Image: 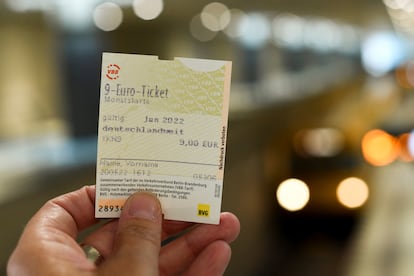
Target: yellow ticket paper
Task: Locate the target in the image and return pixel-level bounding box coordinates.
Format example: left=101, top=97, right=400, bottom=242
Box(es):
left=95, top=53, right=232, bottom=224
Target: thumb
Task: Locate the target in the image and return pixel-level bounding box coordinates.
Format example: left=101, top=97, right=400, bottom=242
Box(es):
left=100, top=192, right=162, bottom=276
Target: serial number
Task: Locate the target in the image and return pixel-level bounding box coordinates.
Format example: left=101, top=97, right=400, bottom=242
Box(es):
left=98, top=205, right=123, bottom=212
left=100, top=169, right=128, bottom=175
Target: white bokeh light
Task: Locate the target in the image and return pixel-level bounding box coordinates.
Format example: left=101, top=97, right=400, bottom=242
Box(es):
left=190, top=14, right=217, bottom=42
left=273, top=13, right=305, bottom=49
left=302, top=128, right=345, bottom=157
left=276, top=178, right=310, bottom=212
left=238, top=13, right=271, bottom=49
left=408, top=130, right=414, bottom=156
left=223, top=9, right=246, bottom=38
left=55, top=0, right=95, bottom=31
left=200, top=2, right=231, bottom=32
left=303, top=19, right=342, bottom=52
left=384, top=0, right=414, bottom=11
left=362, top=32, right=407, bottom=77
left=5, top=0, right=32, bottom=12
left=337, top=177, right=369, bottom=208
left=93, top=2, right=123, bottom=32
left=133, top=0, right=164, bottom=20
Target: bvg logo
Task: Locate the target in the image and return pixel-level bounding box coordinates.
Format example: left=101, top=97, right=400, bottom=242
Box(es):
left=197, top=204, right=210, bottom=217
left=106, top=64, right=120, bottom=80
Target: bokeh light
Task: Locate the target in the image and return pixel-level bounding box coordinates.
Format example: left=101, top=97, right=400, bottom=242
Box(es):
left=361, top=32, right=407, bottom=77
left=132, top=0, right=164, bottom=20
left=190, top=14, right=217, bottom=42
left=337, top=177, right=369, bottom=208
left=223, top=9, right=246, bottom=38
left=303, top=19, right=342, bottom=53
left=404, top=61, right=414, bottom=86
left=200, top=2, right=231, bottom=32
left=272, top=13, right=305, bottom=49
left=361, top=129, right=399, bottom=166
left=5, top=0, right=31, bottom=12
left=55, top=0, right=95, bottom=31
left=398, top=133, right=414, bottom=162
left=384, top=0, right=414, bottom=11
left=408, top=130, right=414, bottom=157
left=385, top=1, right=414, bottom=36
left=276, top=178, right=310, bottom=211
left=272, top=14, right=360, bottom=54
left=395, top=61, right=414, bottom=89
left=93, top=2, right=123, bottom=32
left=297, top=128, right=345, bottom=157
left=237, top=13, right=271, bottom=49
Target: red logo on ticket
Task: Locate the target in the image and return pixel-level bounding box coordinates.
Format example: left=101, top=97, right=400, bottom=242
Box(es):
left=106, top=64, right=120, bottom=80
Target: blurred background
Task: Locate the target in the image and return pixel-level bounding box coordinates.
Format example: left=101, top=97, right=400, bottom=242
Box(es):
left=1, top=0, right=414, bottom=275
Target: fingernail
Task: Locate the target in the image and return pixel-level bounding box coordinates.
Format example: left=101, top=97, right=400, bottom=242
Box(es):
left=123, top=192, right=161, bottom=222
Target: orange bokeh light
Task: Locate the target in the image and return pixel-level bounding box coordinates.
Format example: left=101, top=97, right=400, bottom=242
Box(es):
left=361, top=129, right=399, bottom=166
left=395, top=65, right=412, bottom=89
left=395, top=62, right=414, bottom=89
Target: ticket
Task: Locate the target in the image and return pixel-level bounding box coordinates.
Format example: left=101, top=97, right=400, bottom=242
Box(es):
left=95, top=53, right=232, bottom=224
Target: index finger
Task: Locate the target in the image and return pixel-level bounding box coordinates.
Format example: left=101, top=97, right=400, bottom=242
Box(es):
left=8, top=185, right=99, bottom=275
left=29, top=185, right=97, bottom=239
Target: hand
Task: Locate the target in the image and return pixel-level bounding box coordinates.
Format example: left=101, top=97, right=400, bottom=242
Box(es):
left=7, top=186, right=240, bottom=275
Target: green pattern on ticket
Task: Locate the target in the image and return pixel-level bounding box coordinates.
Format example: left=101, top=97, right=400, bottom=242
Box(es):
left=95, top=53, right=232, bottom=224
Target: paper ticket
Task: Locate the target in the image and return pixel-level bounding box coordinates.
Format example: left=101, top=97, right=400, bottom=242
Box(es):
left=95, top=53, right=232, bottom=224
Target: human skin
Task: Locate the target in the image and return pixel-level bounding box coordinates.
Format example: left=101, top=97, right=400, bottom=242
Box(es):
left=7, top=186, right=240, bottom=276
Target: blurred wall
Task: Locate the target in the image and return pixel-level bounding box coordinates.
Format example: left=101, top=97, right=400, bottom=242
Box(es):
left=0, top=13, right=66, bottom=139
